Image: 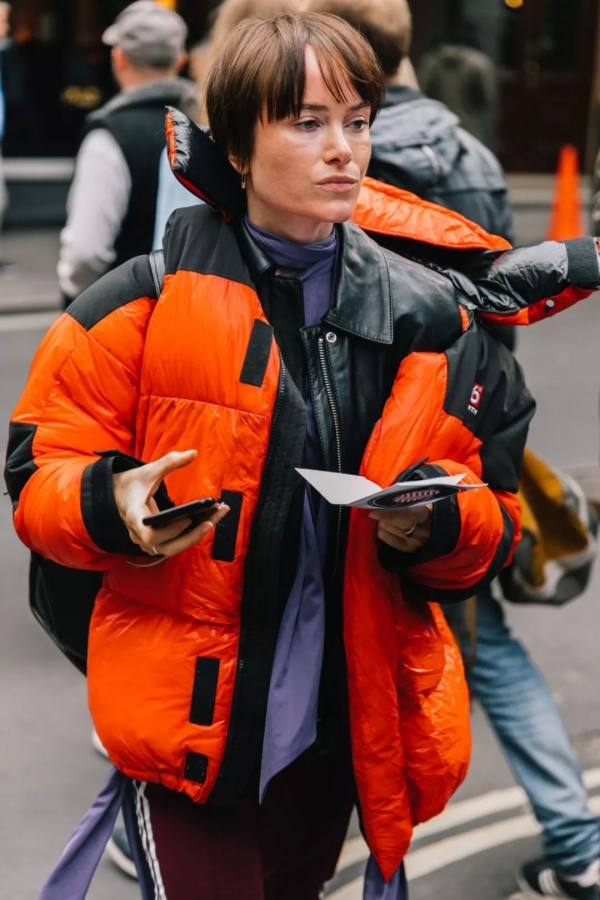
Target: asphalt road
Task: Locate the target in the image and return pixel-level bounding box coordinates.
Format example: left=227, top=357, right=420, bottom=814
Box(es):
left=2, top=226, right=600, bottom=900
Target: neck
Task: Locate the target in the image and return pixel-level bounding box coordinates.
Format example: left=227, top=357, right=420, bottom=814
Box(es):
left=117, top=69, right=176, bottom=92
left=245, top=192, right=334, bottom=244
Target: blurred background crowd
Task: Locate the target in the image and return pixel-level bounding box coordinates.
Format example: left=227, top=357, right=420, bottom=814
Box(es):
left=0, top=0, right=595, bottom=160
left=1, top=0, right=599, bottom=227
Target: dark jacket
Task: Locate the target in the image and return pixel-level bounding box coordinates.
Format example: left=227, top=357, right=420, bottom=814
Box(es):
left=368, top=85, right=514, bottom=243
left=84, top=78, right=197, bottom=268
left=591, top=146, right=600, bottom=237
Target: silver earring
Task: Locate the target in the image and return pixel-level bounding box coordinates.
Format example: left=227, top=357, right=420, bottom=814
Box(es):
left=241, top=173, right=246, bottom=190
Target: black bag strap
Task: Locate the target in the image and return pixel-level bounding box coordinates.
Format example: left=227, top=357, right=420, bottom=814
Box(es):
left=149, top=248, right=165, bottom=297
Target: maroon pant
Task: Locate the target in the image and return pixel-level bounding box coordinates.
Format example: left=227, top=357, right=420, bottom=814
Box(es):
left=127, top=747, right=355, bottom=900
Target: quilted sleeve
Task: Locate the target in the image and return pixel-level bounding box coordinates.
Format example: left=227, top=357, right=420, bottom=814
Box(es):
left=4, top=255, right=158, bottom=569
left=363, top=325, right=535, bottom=602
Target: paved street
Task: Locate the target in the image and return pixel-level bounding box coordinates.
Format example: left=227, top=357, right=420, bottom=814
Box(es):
left=2, top=213, right=600, bottom=900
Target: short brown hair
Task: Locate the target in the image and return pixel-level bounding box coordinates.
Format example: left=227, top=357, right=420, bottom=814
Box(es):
left=205, top=13, right=385, bottom=170
left=207, top=0, right=302, bottom=63
left=306, top=0, right=412, bottom=78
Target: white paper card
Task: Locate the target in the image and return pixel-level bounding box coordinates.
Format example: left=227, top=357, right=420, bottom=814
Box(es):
left=296, top=468, right=485, bottom=509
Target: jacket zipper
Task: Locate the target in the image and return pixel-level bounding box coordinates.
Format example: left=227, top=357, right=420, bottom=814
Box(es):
left=318, top=335, right=343, bottom=577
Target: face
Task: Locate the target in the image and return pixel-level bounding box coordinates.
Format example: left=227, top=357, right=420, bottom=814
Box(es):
left=0, top=6, right=10, bottom=41
left=239, top=46, right=372, bottom=243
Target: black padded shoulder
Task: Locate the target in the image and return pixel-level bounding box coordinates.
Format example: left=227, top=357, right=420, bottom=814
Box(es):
left=163, top=205, right=254, bottom=290
left=444, top=326, right=535, bottom=491
left=66, top=254, right=158, bottom=331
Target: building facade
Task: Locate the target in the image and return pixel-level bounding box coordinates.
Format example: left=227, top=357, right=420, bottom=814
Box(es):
left=3, top=0, right=600, bottom=172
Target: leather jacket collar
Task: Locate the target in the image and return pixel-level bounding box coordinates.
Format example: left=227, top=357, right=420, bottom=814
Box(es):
left=235, top=217, right=394, bottom=345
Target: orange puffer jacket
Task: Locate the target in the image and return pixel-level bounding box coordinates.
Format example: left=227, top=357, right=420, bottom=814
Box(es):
left=7, top=178, right=597, bottom=880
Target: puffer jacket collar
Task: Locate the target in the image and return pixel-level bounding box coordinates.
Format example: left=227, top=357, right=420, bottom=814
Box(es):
left=235, top=217, right=394, bottom=345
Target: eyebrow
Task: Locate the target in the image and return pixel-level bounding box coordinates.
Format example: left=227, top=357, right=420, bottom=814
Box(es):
left=300, top=100, right=371, bottom=113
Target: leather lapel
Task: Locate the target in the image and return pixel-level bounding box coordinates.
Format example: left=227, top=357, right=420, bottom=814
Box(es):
left=323, top=221, right=394, bottom=345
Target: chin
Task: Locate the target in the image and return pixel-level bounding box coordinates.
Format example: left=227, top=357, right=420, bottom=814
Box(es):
left=313, top=197, right=360, bottom=225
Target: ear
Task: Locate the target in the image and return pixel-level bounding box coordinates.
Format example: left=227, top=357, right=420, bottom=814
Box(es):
left=111, top=46, right=124, bottom=71
left=175, top=51, right=188, bottom=74
left=228, top=156, right=245, bottom=176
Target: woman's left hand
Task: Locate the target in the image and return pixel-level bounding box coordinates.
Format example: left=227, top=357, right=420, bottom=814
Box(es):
left=369, top=504, right=432, bottom=553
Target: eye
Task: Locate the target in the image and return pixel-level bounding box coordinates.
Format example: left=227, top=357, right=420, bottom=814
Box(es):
left=296, top=118, right=320, bottom=131
left=347, top=118, right=369, bottom=132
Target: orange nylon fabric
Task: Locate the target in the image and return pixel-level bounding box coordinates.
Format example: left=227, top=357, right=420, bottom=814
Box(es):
left=345, top=350, right=520, bottom=878
left=12, top=300, right=155, bottom=569
left=88, top=270, right=281, bottom=802
left=354, top=177, right=511, bottom=252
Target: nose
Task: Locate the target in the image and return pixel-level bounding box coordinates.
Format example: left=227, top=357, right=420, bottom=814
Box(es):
left=323, top=123, right=352, bottom=165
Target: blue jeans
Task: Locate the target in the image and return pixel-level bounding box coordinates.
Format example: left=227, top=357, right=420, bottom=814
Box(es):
left=449, top=589, right=600, bottom=875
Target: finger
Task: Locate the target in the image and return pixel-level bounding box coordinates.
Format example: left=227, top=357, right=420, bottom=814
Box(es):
left=378, top=519, right=422, bottom=539
left=156, top=506, right=230, bottom=558
left=370, top=506, right=429, bottom=525
left=144, top=450, right=198, bottom=485
left=146, top=495, right=160, bottom=515
left=378, top=527, right=427, bottom=553
left=134, top=518, right=195, bottom=554
left=378, top=528, right=412, bottom=552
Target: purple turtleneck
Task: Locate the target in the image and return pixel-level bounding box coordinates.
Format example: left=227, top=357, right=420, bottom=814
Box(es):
left=245, top=217, right=336, bottom=799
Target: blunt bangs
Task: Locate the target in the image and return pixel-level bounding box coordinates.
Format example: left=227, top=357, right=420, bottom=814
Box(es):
left=205, top=13, right=385, bottom=170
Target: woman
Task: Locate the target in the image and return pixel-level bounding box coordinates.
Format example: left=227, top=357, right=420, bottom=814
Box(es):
left=152, top=0, right=301, bottom=250
left=6, top=13, right=600, bottom=900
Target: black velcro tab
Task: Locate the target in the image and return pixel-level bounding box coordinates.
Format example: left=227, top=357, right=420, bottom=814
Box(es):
left=564, top=238, right=600, bottom=289
left=189, top=657, right=220, bottom=726
left=184, top=752, right=208, bottom=784
left=239, top=319, right=273, bottom=387
left=212, top=490, right=243, bottom=562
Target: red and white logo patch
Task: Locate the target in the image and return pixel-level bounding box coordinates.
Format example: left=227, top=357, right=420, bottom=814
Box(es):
left=468, top=383, right=484, bottom=414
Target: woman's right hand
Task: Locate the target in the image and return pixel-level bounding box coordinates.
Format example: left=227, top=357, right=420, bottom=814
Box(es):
left=113, top=449, right=229, bottom=558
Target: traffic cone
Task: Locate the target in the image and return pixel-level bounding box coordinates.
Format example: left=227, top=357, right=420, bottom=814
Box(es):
left=546, top=145, right=585, bottom=241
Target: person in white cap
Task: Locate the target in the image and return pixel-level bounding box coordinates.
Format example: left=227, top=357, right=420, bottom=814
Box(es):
left=57, top=0, right=196, bottom=305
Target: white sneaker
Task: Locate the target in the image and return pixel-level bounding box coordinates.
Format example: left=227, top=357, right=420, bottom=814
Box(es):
left=106, top=824, right=138, bottom=880
left=91, top=728, right=109, bottom=760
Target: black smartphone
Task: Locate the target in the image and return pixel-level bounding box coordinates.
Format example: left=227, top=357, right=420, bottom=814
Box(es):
left=143, top=498, right=221, bottom=529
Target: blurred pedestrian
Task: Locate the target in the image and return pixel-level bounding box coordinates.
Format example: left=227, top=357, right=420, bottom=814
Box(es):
left=8, top=11, right=564, bottom=899
left=591, top=147, right=600, bottom=238
left=305, top=2, right=600, bottom=898
left=0, top=2, right=10, bottom=262
left=57, top=0, right=196, bottom=306
left=418, top=24, right=499, bottom=151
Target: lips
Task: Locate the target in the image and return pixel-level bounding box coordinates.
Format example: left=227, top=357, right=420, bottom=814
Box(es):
left=318, top=177, right=357, bottom=185
left=317, top=177, right=358, bottom=193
